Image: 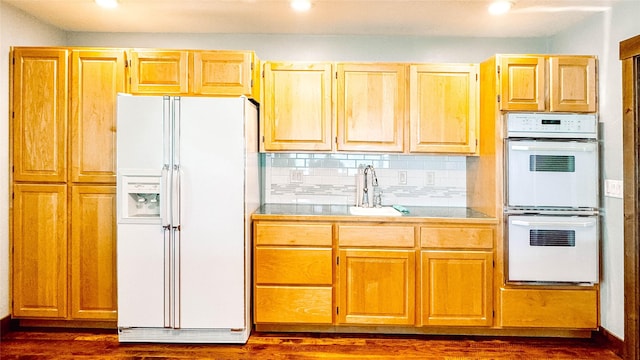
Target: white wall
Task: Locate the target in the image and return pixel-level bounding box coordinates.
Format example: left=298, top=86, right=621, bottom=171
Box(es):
left=66, top=32, right=548, bottom=63
left=550, top=1, right=640, bottom=340
left=0, top=3, right=66, bottom=320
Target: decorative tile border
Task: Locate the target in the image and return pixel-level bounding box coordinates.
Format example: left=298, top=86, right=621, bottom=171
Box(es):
left=263, top=153, right=467, bottom=207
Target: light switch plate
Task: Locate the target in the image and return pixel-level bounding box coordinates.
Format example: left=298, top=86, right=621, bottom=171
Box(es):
left=604, top=179, right=623, bottom=198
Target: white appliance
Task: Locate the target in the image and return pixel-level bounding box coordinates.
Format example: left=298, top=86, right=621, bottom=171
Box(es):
left=504, top=112, right=599, bottom=284
left=116, top=95, right=259, bottom=343
left=507, top=215, right=599, bottom=283
left=505, top=113, right=599, bottom=210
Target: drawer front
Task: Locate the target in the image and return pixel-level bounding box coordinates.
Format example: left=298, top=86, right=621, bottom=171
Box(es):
left=500, top=288, right=598, bottom=329
left=255, top=222, right=332, bottom=246
left=255, top=286, right=333, bottom=324
left=338, top=225, right=415, bottom=247
left=255, top=248, right=333, bottom=285
left=421, top=227, right=493, bottom=249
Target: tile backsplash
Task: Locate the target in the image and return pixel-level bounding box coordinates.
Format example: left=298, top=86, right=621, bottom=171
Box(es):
left=263, top=153, right=467, bottom=207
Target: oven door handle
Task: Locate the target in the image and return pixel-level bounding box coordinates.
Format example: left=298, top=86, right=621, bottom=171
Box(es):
left=510, top=144, right=595, bottom=152
left=511, top=219, right=596, bottom=227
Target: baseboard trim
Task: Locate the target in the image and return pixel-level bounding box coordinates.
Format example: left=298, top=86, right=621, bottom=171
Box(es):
left=1, top=315, right=17, bottom=337
left=594, top=326, right=624, bottom=358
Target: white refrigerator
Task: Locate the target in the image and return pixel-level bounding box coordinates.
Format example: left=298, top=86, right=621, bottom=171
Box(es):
left=116, top=95, right=259, bottom=343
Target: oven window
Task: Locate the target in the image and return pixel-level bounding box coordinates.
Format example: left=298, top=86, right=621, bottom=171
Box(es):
left=529, top=229, right=576, bottom=247
left=529, top=155, right=575, bottom=172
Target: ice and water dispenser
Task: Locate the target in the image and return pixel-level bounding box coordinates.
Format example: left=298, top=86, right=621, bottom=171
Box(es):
left=118, top=173, right=162, bottom=223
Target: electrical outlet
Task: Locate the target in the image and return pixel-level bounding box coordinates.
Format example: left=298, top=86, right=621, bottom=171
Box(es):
left=290, top=169, right=303, bottom=183
left=398, top=171, right=407, bottom=185
left=425, top=171, right=435, bottom=186
left=604, top=179, right=623, bottom=198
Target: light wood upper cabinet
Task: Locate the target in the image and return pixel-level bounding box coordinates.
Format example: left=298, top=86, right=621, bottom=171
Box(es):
left=12, top=48, right=68, bottom=182
left=12, top=184, right=68, bottom=318
left=421, top=250, right=493, bottom=326
left=409, top=64, right=479, bottom=154
left=192, top=50, right=258, bottom=97
left=499, top=55, right=545, bottom=111
left=498, top=55, right=597, bottom=112
left=338, top=248, right=416, bottom=325
left=336, top=63, right=406, bottom=152
left=70, top=185, right=117, bottom=320
left=70, top=49, right=126, bottom=184
left=262, top=62, right=333, bottom=151
left=129, top=49, right=189, bottom=94
left=549, top=56, right=597, bottom=112
left=129, top=49, right=260, bottom=97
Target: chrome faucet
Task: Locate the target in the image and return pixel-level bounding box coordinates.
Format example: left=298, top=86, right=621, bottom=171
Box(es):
left=362, top=165, right=379, bottom=208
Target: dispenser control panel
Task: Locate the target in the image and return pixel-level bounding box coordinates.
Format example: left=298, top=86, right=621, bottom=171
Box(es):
left=118, top=174, right=162, bottom=223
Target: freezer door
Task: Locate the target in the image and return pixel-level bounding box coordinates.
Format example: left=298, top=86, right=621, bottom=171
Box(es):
left=117, top=223, right=167, bottom=328
left=116, top=95, right=165, bottom=171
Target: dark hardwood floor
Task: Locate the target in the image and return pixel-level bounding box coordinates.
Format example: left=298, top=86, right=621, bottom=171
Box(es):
left=0, top=329, right=622, bottom=359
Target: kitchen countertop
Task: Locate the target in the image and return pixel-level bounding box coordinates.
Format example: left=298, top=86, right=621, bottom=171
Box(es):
left=252, top=204, right=498, bottom=224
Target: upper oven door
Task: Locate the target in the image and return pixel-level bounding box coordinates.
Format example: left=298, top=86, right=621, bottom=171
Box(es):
left=506, top=139, right=598, bottom=209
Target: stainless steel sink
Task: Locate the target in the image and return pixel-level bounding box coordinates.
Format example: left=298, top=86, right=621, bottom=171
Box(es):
left=348, top=206, right=402, bottom=216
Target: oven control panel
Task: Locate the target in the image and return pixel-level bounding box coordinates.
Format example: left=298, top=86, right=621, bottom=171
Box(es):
left=506, top=113, right=597, bottom=139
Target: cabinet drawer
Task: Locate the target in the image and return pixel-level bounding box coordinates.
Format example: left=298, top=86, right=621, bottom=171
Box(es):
left=255, top=248, right=332, bottom=285
left=500, top=288, right=598, bottom=329
left=421, top=227, right=493, bottom=249
left=338, top=225, right=414, bottom=247
left=255, top=222, right=332, bottom=246
left=255, top=286, right=333, bottom=324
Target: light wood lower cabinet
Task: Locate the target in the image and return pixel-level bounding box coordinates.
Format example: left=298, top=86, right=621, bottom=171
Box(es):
left=253, top=222, right=333, bottom=324
left=70, top=186, right=117, bottom=320
left=420, top=226, right=494, bottom=327
left=337, top=224, right=416, bottom=325
left=338, top=248, right=416, bottom=325
left=421, top=250, right=492, bottom=326
left=500, top=288, right=598, bottom=329
left=12, top=184, right=68, bottom=318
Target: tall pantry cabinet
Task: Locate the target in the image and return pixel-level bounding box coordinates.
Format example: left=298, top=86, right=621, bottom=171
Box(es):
left=11, top=47, right=123, bottom=322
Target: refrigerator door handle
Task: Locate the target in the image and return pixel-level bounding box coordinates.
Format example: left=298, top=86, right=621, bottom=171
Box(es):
left=173, top=97, right=181, bottom=168
left=163, top=227, right=171, bottom=328
left=163, top=96, right=171, bottom=166
left=173, top=228, right=181, bottom=329
left=172, top=166, right=181, bottom=229
left=161, top=166, right=171, bottom=229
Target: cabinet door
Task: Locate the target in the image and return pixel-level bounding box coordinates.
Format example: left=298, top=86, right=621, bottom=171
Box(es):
left=70, top=185, right=117, bottom=320
left=409, top=64, right=478, bottom=154
left=263, top=62, right=333, bottom=151
left=12, top=48, right=68, bottom=182
left=338, top=249, right=415, bottom=325
left=549, top=56, right=597, bottom=112
left=192, top=50, right=255, bottom=96
left=337, top=63, right=405, bottom=152
left=499, top=56, right=545, bottom=111
left=70, top=50, right=126, bottom=184
left=129, top=49, right=189, bottom=94
left=12, top=184, right=68, bottom=318
left=421, top=250, right=493, bottom=326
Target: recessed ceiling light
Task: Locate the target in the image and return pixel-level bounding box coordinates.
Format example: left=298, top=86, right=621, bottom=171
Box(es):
left=488, top=0, right=513, bottom=15
left=291, top=0, right=311, bottom=12
left=95, top=0, right=118, bottom=9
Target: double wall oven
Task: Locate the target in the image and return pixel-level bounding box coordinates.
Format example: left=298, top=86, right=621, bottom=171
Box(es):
left=504, top=113, right=599, bottom=284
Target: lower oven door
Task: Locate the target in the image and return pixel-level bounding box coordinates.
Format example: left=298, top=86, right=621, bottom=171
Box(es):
left=506, top=139, right=598, bottom=209
left=507, top=215, right=599, bottom=284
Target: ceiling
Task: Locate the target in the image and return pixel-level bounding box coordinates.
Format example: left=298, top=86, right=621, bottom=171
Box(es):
left=2, top=0, right=621, bottom=38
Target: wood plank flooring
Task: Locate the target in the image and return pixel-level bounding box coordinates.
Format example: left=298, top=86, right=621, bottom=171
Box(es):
left=0, top=330, right=622, bottom=359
